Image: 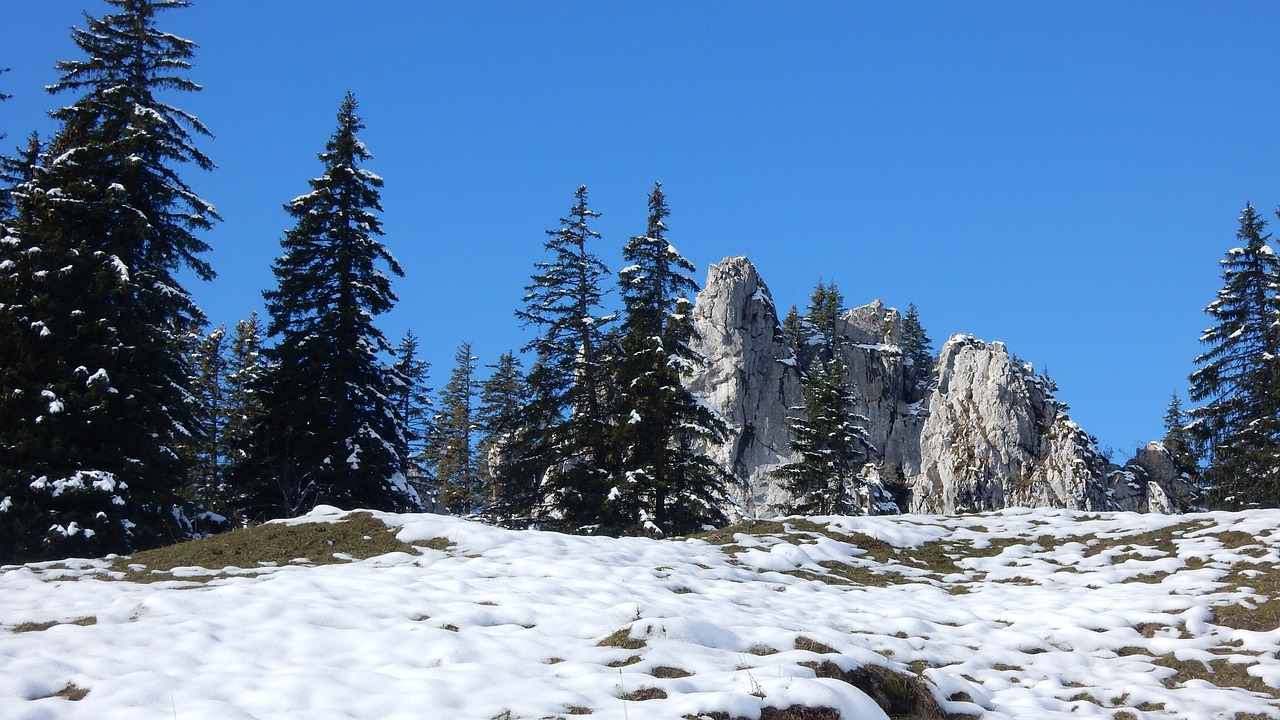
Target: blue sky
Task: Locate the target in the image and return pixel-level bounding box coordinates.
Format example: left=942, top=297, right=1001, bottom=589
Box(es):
left=4, top=2, right=1280, bottom=457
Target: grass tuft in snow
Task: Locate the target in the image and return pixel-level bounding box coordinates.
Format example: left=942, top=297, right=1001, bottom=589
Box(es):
left=107, top=511, right=433, bottom=580
left=44, top=683, right=89, bottom=701
left=597, top=627, right=646, bottom=649
left=11, top=615, right=96, bottom=633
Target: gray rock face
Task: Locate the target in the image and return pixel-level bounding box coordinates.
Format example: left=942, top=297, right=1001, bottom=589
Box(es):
left=686, top=257, right=803, bottom=515
left=687, top=256, right=1195, bottom=517
left=909, top=336, right=1110, bottom=513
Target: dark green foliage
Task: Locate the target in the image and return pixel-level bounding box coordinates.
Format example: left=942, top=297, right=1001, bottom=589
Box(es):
left=609, top=183, right=729, bottom=536
left=477, top=351, right=539, bottom=520
left=183, top=324, right=229, bottom=515
left=806, top=280, right=845, bottom=352
left=774, top=356, right=874, bottom=516
left=900, top=303, right=933, bottom=402
left=781, top=305, right=802, bottom=355
left=0, top=0, right=216, bottom=563
left=1189, top=204, right=1280, bottom=508
left=1161, top=392, right=1201, bottom=476
left=426, top=343, right=482, bottom=514
left=390, top=331, right=432, bottom=471
left=517, top=186, right=616, bottom=526
left=238, top=93, right=416, bottom=522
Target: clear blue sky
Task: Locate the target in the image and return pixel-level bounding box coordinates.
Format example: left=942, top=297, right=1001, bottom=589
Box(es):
left=4, top=2, right=1280, bottom=458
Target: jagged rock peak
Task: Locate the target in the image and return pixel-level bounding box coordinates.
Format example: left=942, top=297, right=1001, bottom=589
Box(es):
left=687, top=257, right=803, bottom=516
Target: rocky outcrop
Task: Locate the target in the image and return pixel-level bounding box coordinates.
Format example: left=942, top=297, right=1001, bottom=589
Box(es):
left=908, top=336, right=1111, bottom=513
left=687, top=256, right=1197, bottom=517
left=686, top=257, right=803, bottom=513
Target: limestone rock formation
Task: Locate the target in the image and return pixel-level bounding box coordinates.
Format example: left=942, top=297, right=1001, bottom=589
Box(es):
left=687, top=256, right=1197, bottom=517
left=686, top=257, right=802, bottom=513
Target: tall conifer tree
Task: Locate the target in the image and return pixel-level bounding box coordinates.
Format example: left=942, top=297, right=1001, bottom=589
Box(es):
left=773, top=356, right=874, bottom=515
left=477, top=351, right=538, bottom=520
left=517, top=186, right=615, bottom=526
left=0, top=0, right=216, bottom=562
left=427, top=343, right=482, bottom=514
left=238, top=93, right=416, bottom=521
left=610, top=183, right=729, bottom=535
left=1189, top=204, right=1280, bottom=507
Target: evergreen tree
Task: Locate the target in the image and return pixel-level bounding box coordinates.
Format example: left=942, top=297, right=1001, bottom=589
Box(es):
left=184, top=324, right=228, bottom=514
left=390, top=331, right=433, bottom=470
left=610, top=183, right=729, bottom=536
left=1189, top=204, right=1280, bottom=508
left=900, top=303, right=934, bottom=402
left=427, top=343, right=481, bottom=514
left=476, top=351, right=538, bottom=520
left=1161, top=392, right=1200, bottom=475
left=807, top=280, right=845, bottom=348
left=517, top=185, right=616, bottom=525
left=220, top=313, right=266, bottom=519
left=773, top=356, right=874, bottom=516
left=781, top=305, right=802, bottom=355
left=238, top=93, right=416, bottom=521
left=0, top=0, right=216, bottom=562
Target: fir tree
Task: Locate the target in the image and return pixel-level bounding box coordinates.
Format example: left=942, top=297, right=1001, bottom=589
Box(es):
left=1161, top=392, right=1200, bottom=475
left=781, top=305, right=802, bottom=355
left=220, top=313, right=267, bottom=518
left=238, top=93, right=416, bottom=521
left=476, top=351, right=538, bottom=520
left=610, top=183, right=729, bottom=536
left=773, top=356, right=874, bottom=516
left=0, top=0, right=216, bottom=562
left=807, top=280, right=845, bottom=349
left=1189, top=204, right=1280, bottom=508
left=427, top=343, right=481, bottom=514
left=184, top=324, right=228, bottom=514
left=517, top=185, right=616, bottom=526
left=390, top=331, right=433, bottom=470
left=900, top=303, right=934, bottom=402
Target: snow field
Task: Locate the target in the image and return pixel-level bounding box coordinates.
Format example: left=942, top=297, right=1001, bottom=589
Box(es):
left=1, top=505, right=1278, bottom=719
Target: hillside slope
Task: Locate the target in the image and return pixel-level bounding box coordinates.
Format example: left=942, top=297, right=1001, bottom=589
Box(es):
left=2, top=508, right=1278, bottom=719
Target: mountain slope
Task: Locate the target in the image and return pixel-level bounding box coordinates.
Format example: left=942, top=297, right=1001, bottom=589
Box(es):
left=2, top=507, right=1278, bottom=719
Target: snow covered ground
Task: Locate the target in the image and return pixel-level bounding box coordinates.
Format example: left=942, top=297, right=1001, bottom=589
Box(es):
left=2, top=506, right=1279, bottom=720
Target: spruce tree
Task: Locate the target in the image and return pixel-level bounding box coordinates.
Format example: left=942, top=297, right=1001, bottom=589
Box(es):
left=220, top=313, right=266, bottom=519
left=238, top=93, right=416, bottom=521
left=0, top=0, right=216, bottom=562
left=610, top=183, right=729, bottom=536
left=184, top=324, right=228, bottom=515
left=1161, top=392, right=1200, bottom=475
left=803, top=278, right=844, bottom=351
left=477, top=351, right=538, bottom=520
left=900, top=303, right=934, bottom=401
left=517, top=185, right=616, bottom=526
left=390, top=331, right=433, bottom=476
left=781, top=305, right=802, bottom=355
left=1189, top=204, right=1280, bottom=508
left=426, top=343, right=482, bottom=514
left=773, top=356, right=874, bottom=516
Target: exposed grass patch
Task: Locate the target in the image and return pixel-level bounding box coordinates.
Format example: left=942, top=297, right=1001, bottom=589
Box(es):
left=793, top=636, right=837, bottom=654
left=746, top=644, right=779, bottom=656
left=597, top=628, right=646, bottom=650
left=618, top=686, right=667, bottom=701
left=44, top=683, right=88, bottom=701
left=805, top=661, right=949, bottom=719
left=563, top=706, right=592, bottom=715
left=607, top=655, right=641, bottom=668
left=11, top=616, right=96, bottom=633
left=1153, top=654, right=1277, bottom=697
left=683, top=708, right=843, bottom=720
left=651, top=666, right=691, bottom=678
left=107, top=512, right=432, bottom=582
